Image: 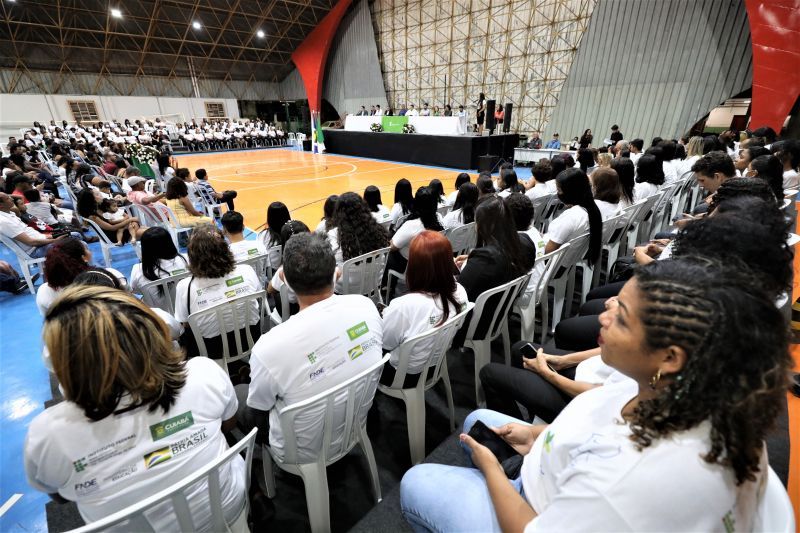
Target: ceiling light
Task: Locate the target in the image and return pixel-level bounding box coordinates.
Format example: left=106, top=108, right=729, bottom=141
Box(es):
left=256, top=30, right=265, bottom=38
left=192, top=21, right=202, bottom=30
left=110, top=8, right=122, bottom=18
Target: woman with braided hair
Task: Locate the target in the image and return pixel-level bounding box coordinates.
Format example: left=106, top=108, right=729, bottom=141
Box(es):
left=401, top=258, right=791, bottom=531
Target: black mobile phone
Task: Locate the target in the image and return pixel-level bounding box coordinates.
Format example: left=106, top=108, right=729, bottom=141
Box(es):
left=467, top=420, right=518, bottom=463
left=519, top=342, right=557, bottom=372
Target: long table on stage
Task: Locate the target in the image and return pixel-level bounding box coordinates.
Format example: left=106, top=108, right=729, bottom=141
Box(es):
left=323, top=130, right=519, bottom=169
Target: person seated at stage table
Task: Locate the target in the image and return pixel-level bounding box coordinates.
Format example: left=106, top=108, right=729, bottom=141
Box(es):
left=364, top=185, right=391, bottom=225
left=389, top=178, right=414, bottom=227
left=355, top=106, right=369, bottom=116
left=545, top=132, right=561, bottom=149
left=444, top=105, right=453, bottom=117
left=406, top=104, right=419, bottom=117
left=527, top=132, right=542, bottom=149
left=420, top=103, right=431, bottom=117
left=446, top=173, right=471, bottom=205
left=443, top=183, right=478, bottom=230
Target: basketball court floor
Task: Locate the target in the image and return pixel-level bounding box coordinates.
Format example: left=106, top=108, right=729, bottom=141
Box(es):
left=175, top=147, right=483, bottom=232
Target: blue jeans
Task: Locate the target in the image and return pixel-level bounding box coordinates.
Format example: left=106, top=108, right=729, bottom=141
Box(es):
left=29, top=232, right=82, bottom=259
left=400, top=409, right=528, bottom=533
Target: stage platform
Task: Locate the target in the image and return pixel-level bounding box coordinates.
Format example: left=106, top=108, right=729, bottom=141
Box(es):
left=323, top=130, right=519, bottom=170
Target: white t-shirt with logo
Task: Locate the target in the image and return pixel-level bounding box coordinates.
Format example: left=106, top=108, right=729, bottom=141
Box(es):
left=519, top=228, right=547, bottom=307
left=130, top=255, right=190, bottom=308
left=392, top=218, right=426, bottom=259
left=228, top=239, right=269, bottom=286
left=371, top=205, right=391, bottom=225
left=382, top=284, right=468, bottom=374
left=174, top=264, right=261, bottom=338
left=24, top=358, right=245, bottom=531
left=247, top=294, right=383, bottom=461
left=520, top=381, right=763, bottom=532
left=545, top=205, right=589, bottom=246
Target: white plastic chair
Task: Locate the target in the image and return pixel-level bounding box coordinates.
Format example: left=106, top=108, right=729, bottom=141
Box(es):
left=0, top=234, right=45, bottom=294
left=341, top=247, right=390, bottom=304
left=445, top=222, right=477, bottom=257
left=538, top=196, right=565, bottom=233
left=67, top=427, right=258, bottom=533
left=512, top=244, right=571, bottom=343
left=379, top=303, right=474, bottom=464
left=136, top=270, right=191, bottom=315
left=647, top=184, right=679, bottom=239
left=437, top=204, right=450, bottom=217
left=268, top=279, right=291, bottom=326
left=149, top=203, right=195, bottom=247
left=547, top=233, right=590, bottom=332
left=186, top=290, right=269, bottom=373
left=574, top=212, right=626, bottom=303
left=263, top=355, right=389, bottom=533
left=753, top=467, right=795, bottom=532
left=236, top=252, right=271, bottom=289
left=463, top=274, right=530, bottom=406
left=531, top=194, right=555, bottom=230
left=82, top=218, right=133, bottom=267
left=625, top=192, right=662, bottom=254
left=593, top=201, right=644, bottom=287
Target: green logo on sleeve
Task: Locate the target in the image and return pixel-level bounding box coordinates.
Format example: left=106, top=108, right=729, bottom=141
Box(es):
left=543, top=431, right=554, bottom=453
left=346, top=321, right=369, bottom=340
left=149, top=411, right=194, bottom=441
left=248, top=248, right=259, bottom=256
left=225, top=275, right=244, bottom=287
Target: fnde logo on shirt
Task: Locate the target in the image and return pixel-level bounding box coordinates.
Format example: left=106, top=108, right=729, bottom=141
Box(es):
left=149, top=411, right=194, bottom=441
left=347, top=321, right=369, bottom=340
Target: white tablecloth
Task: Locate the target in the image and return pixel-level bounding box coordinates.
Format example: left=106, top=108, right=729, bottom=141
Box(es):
left=344, top=115, right=467, bottom=135
left=514, top=148, right=574, bottom=163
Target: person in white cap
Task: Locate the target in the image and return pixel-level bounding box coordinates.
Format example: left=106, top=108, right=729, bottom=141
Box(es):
left=126, top=176, right=164, bottom=206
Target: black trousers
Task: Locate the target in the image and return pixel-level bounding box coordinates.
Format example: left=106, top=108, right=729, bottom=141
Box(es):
left=220, top=190, right=237, bottom=211
left=554, top=315, right=601, bottom=351
left=479, top=341, right=576, bottom=423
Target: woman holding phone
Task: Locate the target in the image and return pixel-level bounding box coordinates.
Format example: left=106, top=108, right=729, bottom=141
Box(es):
left=400, top=258, right=790, bottom=532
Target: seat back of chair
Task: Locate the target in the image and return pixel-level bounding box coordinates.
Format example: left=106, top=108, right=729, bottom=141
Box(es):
left=649, top=184, right=679, bottom=237
left=385, top=303, right=474, bottom=390
left=609, top=200, right=645, bottom=250
left=538, top=197, right=565, bottom=233
left=445, top=222, right=477, bottom=257
left=276, top=355, right=390, bottom=466
left=265, top=244, right=283, bottom=279
left=600, top=213, right=626, bottom=246
left=465, top=273, right=530, bottom=342
left=83, top=218, right=117, bottom=247
left=236, top=252, right=270, bottom=288
left=341, top=247, right=390, bottom=303
left=437, top=204, right=450, bottom=217
left=138, top=270, right=192, bottom=314
left=67, top=428, right=257, bottom=533
left=630, top=191, right=664, bottom=245
left=394, top=213, right=411, bottom=230
left=519, top=243, right=571, bottom=309
left=150, top=202, right=185, bottom=230
left=0, top=233, right=39, bottom=263
left=187, top=290, right=269, bottom=369
left=670, top=174, right=696, bottom=220
left=753, top=468, right=795, bottom=533
left=531, top=194, right=554, bottom=230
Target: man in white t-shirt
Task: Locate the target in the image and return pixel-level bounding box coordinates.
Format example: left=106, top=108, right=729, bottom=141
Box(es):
left=245, top=233, right=383, bottom=461
left=0, top=192, right=64, bottom=258
left=221, top=210, right=268, bottom=285
left=406, top=104, right=419, bottom=117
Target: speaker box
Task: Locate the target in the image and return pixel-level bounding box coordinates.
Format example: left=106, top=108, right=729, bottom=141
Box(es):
left=485, top=99, right=496, bottom=130
left=478, top=155, right=498, bottom=172
left=302, top=139, right=312, bottom=151
left=503, top=103, right=513, bottom=133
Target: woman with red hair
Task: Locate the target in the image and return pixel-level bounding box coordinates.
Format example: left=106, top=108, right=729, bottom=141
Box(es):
left=36, top=238, right=91, bottom=316
left=381, top=230, right=468, bottom=386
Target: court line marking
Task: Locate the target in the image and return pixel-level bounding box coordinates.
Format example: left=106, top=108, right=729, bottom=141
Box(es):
left=0, top=494, right=23, bottom=518
left=229, top=163, right=424, bottom=191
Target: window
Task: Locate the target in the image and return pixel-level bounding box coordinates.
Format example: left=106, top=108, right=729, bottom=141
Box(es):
left=205, top=102, right=226, bottom=119
left=68, top=100, right=100, bottom=122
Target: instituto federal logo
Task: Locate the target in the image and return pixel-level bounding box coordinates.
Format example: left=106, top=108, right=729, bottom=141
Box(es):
left=347, top=321, right=369, bottom=340
left=149, top=411, right=194, bottom=441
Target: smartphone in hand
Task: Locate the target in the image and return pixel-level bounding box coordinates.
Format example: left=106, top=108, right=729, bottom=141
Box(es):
left=468, top=420, right=519, bottom=463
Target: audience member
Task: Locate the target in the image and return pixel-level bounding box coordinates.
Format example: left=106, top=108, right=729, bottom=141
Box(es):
left=544, top=169, right=602, bottom=268
left=428, top=179, right=447, bottom=205
left=690, top=151, right=736, bottom=214
left=389, top=178, right=414, bottom=226
left=328, top=192, right=390, bottom=266
left=130, top=227, right=189, bottom=306
left=747, top=154, right=784, bottom=201
left=267, top=220, right=309, bottom=316
left=26, top=285, right=246, bottom=530
left=245, top=232, right=383, bottom=459
left=364, top=185, right=391, bottom=224
left=590, top=167, right=623, bottom=220
left=163, top=178, right=213, bottom=227
left=315, top=195, right=338, bottom=234
left=259, top=201, right=291, bottom=269
left=497, top=169, right=525, bottom=197
left=0, top=192, right=68, bottom=258
left=446, top=173, right=471, bottom=205
left=389, top=187, right=444, bottom=272
left=610, top=157, right=635, bottom=207
left=524, top=159, right=555, bottom=200
left=195, top=168, right=238, bottom=211
left=35, top=238, right=90, bottom=315
left=443, top=182, right=478, bottom=230
left=633, top=154, right=665, bottom=201
left=221, top=210, right=267, bottom=263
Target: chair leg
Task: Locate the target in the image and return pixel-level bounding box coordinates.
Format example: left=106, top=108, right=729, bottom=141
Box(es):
left=402, top=389, right=427, bottom=465
left=439, top=363, right=456, bottom=432
left=580, top=265, right=593, bottom=305
left=470, top=340, right=490, bottom=407
left=502, top=322, right=511, bottom=366
left=564, top=269, right=576, bottom=319
left=540, top=297, right=550, bottom=345
left=20, top=262, right=36, bottom=295
left=297, top=461, right=330, bottom=533
left=358, top=427, right=382, bottom=503
left=102, top=245, right=112, bottom=267
left=551, top=280, right=566, bottom=333
left=261, top=445, right=277, bottom=498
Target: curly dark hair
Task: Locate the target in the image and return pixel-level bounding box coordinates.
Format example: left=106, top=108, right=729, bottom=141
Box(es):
left=187, top=225, right=235, bottom=278
left=629, top=259, right=791, bottom=485
left=165, top=177, right=188, bottom=200
left=673, top=198, right=792, bottom=299
left=333, top=192, right=389, bottom=261
left=707, top=177, right=776, bottom=214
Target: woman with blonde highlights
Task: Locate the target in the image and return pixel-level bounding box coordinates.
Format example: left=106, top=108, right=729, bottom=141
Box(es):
left=24, top=286, right=246, bottom=530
